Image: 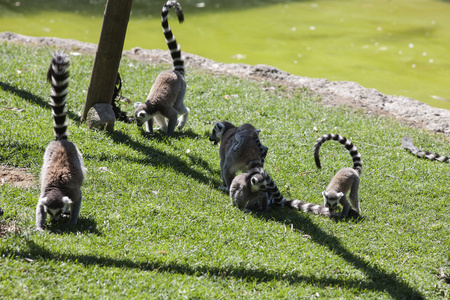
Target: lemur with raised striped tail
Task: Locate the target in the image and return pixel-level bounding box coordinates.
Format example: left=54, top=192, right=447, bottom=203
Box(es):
left=209, top=121, right=268, bottom=192
left=134, top=0, right=189, bottom=136
left=36, top=52, right=85, bottom=231
left=313, top=133, right=362, bottom=218
left=402, top=136, right=450, bottom=163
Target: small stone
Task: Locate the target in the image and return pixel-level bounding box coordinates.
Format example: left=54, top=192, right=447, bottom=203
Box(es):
left=86, top=103, right=115, bottom=132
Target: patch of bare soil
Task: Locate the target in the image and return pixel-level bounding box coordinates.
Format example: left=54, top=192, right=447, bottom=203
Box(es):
left=0, top=31, right=449, bottom=137
left=0, top=221, right=21, bottom=237
left=0, top=165, right=36, bottom=188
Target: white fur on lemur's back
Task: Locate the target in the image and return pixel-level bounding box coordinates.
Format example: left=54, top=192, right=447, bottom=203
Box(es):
left=46, top=52, right=70, bottom=140
left=161, top=1, right=185, bottom=75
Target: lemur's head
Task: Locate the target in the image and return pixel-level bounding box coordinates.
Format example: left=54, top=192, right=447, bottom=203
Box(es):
left=322, top=191, right=344, bottom=212
left=209, top=122, right=227, bottom=145
left=39, top=190, right=72, bottom=224
left=134, top=102, right=151, bottom=127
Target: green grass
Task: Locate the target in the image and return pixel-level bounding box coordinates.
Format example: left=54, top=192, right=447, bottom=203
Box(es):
left=0, top=43, right=449, bottom=299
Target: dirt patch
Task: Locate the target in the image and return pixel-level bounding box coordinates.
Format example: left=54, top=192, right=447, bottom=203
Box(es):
left=0, top=31, right=449, bottom=138
left=0, top=221, right=21, bottom=237
left=0, top=165, right=37, bottom=188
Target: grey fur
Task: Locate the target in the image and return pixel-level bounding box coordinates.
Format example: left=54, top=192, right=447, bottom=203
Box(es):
left=134, top=1, right=189, bottom=136
left=230, top=168, right=331, bottom=216
left=36, top=52, right=85, bottom=231
left=230, top=168, right=268, bottom=212
left=209, top=121, right=267, bottom=191
left=313, top=133, right=362, bottom=218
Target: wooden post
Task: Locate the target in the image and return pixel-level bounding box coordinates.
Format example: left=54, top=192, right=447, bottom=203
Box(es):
left=81, top=0, right=133, bottom=122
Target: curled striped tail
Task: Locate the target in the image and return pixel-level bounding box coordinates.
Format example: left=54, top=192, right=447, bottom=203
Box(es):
left=313, top=133, right=362, bottom=173
left=402, top=136, right=450, bottom=163
left=161, top=1, right=185, bottom=76
left=47, top=52, right=70, bottom=141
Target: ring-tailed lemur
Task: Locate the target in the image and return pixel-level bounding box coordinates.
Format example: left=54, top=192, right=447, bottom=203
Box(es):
left=402, top=136, right=450, bottom=163
left=209, top=121, right=268, bottom=191
left=229, top=167, right=269, bottom=212
left=229, top=167, right=331, bottom=215
left=313, top=133, right=362, bottom=218
left=36, top=52, right=85, bottom=231
left=134, top=0, right=189, bottom=136
left=210, top=121, right=268, bottom=161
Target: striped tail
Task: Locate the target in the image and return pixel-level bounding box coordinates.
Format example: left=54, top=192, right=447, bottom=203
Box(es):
left=265, top=175, right=330, bottom=216
left=265, top=175, right=287, bottom=206
left=402, top=136, right=450, bottom=163
left=254, top=130, right=268, bottom=166
left=313, top=133, right=362, bottom=174
left=285, top=200, right=331, bottom=217
left=161, top=1, right=185, bottom=76
left=47, top=52, right=70, bottom=141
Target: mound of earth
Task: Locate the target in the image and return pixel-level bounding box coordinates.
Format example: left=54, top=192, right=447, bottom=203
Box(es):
left=0, top=165, right=36, bottom=188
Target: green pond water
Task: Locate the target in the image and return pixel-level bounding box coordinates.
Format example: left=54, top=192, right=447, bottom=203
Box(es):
left=1, top=0, right=449, bottom=110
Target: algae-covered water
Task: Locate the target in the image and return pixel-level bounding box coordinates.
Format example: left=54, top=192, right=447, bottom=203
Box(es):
left=1, top=0, right=449, bottom=109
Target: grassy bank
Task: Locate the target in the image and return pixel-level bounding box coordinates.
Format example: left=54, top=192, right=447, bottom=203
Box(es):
left=0, top=43, right=449, bottom=299
left=1, top=0, right=450, bottom=110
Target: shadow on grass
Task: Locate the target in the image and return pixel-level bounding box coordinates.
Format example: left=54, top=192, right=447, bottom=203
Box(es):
left=105, top=130, right=221, bottom=188
left=0, top=140, right=44, bottom=164
left=253, top=209, right=424, bottom=299
left=3, top=222, right=424, bottom=300
left=45, top=216, right=100, bottom=236
left=0, top=81, right=80, bottom=122
left=1, top=79, right=220, bottom=185
left=136, top=127, right=201, bottom=141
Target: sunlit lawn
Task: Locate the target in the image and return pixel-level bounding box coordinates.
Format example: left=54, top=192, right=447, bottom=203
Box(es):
left=0, top=43, right=449, bottom=299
